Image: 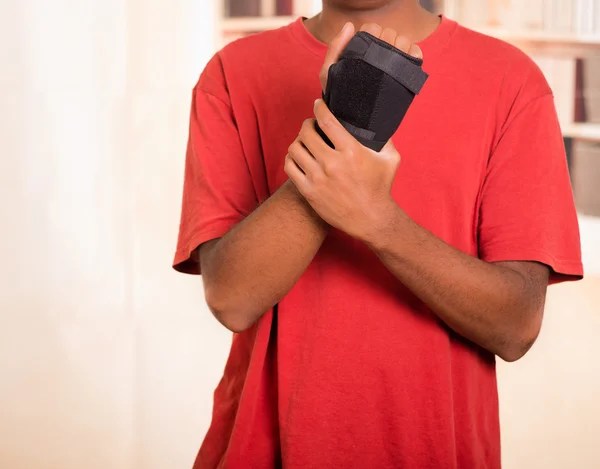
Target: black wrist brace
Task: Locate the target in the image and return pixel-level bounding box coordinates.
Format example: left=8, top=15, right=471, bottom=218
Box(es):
left=317, top=31, right=429, bottom=152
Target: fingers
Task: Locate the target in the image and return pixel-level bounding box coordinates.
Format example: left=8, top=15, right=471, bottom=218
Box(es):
left=359, top=23, right=383, bottom=38
left=360, top=23, right=423, bottom=60
left=394, top=34, right=423, bottom=60
left=299, top=118, right=336, bottom=162
left=408, top=44, right=423, bottom=59
left=381, top=27, right=397, bottom=45
left=284, top=153, right=307, bottom=190
left=287, top=138, right=322, bottom=179
left=313, top=99, right=352, bottom=151
left=320, top=22, right=423, bottom=92
left=319, top=22, right=355, bottom=92
left=394, top=35, right=411, bottom=53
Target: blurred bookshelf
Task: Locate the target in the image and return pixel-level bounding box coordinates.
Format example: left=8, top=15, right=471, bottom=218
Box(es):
left=222, top=15, right=297, bottom=33
left=220, top=0, right=314, bottom=45
left=437, top=0, right=600, bottom=218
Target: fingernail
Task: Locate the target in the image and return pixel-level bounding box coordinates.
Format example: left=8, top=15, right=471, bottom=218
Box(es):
left=343, top=22, right=352, bottom=33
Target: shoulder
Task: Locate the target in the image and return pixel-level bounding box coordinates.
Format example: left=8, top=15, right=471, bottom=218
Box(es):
left=195, top=23, right=297, bottom=100
left=452, top=24, right=551, bottom=99
left=217, top=24, right=295, bottom=76
left=220, top=26, right=291, bottom=60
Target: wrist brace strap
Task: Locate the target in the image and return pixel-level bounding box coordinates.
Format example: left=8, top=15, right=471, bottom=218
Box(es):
left=317, top=31, right=429, bottom=152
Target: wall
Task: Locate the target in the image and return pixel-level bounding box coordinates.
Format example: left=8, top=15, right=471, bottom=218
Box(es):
left=0, top=1, right=598, bottom=469
left=125, top=1, right=231, bottom=468
left=0, top=1, right=226, bottom=468
left=1, top=1, right=132, bottom=468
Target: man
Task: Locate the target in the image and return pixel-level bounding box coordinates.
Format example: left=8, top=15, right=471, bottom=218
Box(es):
left=173, top=1, right=583, bottom=468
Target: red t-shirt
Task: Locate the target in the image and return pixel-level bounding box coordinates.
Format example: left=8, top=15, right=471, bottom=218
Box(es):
left=174, top=16, right=583, bottom=469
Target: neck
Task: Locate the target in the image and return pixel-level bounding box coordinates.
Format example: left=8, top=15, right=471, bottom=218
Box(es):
left=306, top=1, right=439, bottom=46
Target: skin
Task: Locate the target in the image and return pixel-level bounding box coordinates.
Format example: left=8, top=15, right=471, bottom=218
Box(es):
left=200, top=1, right=550, bottom=362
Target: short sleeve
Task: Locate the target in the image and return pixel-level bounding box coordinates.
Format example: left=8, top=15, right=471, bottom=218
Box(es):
left=478, top=82, right=583, bottom=283
left=173, top=57, right=258, bottom=274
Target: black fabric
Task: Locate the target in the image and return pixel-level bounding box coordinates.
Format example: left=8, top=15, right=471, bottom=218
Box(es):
left=317, top=31, right=429, bottom=152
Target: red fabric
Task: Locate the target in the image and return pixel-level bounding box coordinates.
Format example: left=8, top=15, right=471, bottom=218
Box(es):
left=173, top=16, right=583, bottom=469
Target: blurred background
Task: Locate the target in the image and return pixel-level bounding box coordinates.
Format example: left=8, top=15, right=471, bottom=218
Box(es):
left=0, top=1, right=598, bottom=468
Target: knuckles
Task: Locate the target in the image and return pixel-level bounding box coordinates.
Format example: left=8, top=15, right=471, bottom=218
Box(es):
left=341, top=145, right=356, bottom=161
left=321, top=158, right=337, bottom=176
left=310, top=170, right=325, bottom=186
left=320, top=117, right=334, bottom=129
left=283, top=155, right=293, bottom=174
left=389, top=150, right=401, bottom=166
left=300, top=118, right=315, bottom=136
left=287, top=140, right=300, bottom=157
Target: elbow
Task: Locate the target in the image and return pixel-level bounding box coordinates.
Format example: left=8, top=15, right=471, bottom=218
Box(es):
left=498, top=344, right=530, bottom=363
left=496, top=303, right=544, bottom=363
left=204, top=285, right=256, bottom=333
left=497, top=328, right=541, bottom=363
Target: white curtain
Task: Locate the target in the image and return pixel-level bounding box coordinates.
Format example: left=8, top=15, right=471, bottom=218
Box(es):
left=0, top=1, right=232, bottom=468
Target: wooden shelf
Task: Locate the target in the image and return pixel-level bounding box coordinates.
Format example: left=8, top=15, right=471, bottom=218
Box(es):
left=476, top=28, right=600, bottom=50
left=222, top=17, right=600, bottom=47
left=563, top=123, right=600, bottom=142
left=223, top=16, right=298, bottom=33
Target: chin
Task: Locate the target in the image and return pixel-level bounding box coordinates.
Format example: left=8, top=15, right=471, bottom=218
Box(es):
left=327, top=0, right=401, bottom=11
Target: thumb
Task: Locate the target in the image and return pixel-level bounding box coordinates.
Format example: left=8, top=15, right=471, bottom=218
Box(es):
left=319, top=22, right=355, bottom=92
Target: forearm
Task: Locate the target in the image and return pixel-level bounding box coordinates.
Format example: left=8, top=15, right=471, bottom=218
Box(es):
left=367, top=204, right=546, bottom=361
left=201, top=180, right=329, bottom=332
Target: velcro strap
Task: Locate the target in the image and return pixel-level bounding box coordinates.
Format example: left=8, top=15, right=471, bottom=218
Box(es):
left=355, top=135, right=388, bottom=151
left=337, top=118, right=387, bottom=150
left=338, top=118, right=376, bottom=141
left=343, top=32, right=428, bottom=95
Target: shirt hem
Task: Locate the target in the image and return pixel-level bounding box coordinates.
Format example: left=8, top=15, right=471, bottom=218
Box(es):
left=481, top=247, right=584, bottom=283
left=173, top=223, right=238, bottom=275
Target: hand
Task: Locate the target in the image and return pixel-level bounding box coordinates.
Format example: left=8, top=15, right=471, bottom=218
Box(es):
left=320, top=22, right=422, bottom=92
left=284, top=99, right=401, bottom=243
left=282, top=22, right=356, bottom=202
left=319, top=22, right=355, bottom=92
